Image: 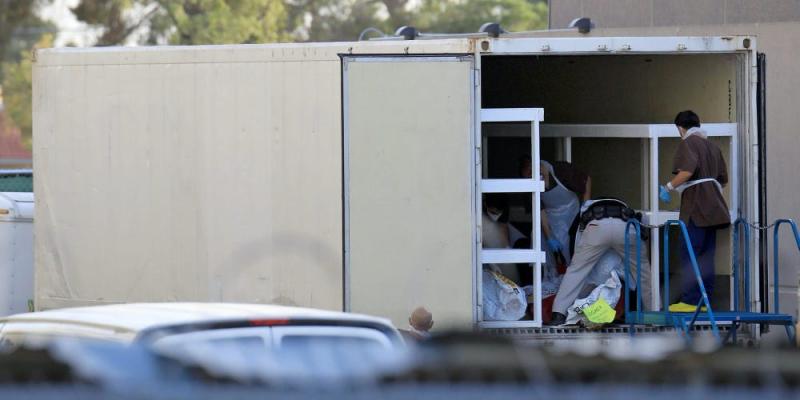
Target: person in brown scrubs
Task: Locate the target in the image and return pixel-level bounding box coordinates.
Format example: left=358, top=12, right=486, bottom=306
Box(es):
left=659, top=110, right=729, bottom=313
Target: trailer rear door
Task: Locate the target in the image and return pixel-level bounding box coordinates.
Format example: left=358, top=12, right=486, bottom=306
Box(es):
left=342, top=56, right=475, bottom=329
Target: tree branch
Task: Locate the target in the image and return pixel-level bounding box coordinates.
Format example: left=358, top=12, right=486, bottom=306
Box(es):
left=153, top=0, right=190, bottom=43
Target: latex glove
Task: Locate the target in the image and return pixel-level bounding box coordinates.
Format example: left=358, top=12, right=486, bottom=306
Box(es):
left=659, top=185, right=672, bottom=203
left=546, top=239, right=562, bottom=252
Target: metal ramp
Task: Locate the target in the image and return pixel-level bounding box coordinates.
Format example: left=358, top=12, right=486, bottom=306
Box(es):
left=623, top=218, right=799, bottom=345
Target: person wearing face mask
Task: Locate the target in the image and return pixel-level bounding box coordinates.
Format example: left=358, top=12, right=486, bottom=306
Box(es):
left=659, top=110, right=729, bottom=313
left=482, top=193, right=520, bottom=282
left=518, top=156, right=591, bottom=286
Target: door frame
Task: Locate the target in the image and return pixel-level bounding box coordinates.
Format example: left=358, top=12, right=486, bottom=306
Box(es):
left=475, top=35, right=759, bottom=318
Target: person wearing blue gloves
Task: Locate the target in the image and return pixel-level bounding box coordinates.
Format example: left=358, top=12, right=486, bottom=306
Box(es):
left=660, top=110, right=729, bottom=313
left=519, top=156, right=591, bottom=287
left=659, top=185, right=672, bottom=203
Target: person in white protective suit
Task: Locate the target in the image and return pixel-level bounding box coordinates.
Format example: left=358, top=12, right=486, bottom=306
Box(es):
left=518, top=156, right=592, bottom=288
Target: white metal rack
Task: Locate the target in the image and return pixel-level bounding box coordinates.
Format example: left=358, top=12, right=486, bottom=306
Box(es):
left=486, top=122, right=738, bottom=310
left=478, top=108, right=546, bottom=328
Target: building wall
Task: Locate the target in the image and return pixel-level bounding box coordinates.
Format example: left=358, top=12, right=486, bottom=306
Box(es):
left=549, top=1, right=800, bottom=320
left=550, top=0, right=800, bottom=29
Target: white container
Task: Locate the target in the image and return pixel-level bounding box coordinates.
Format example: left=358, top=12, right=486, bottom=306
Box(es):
left=33, top=35, right=761, bottom=331
left=0, top=192, right=33, bottom=316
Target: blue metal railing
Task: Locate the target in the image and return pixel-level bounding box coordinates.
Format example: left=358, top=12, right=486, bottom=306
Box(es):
left=624, top=219, right=721, bottom=341
left=623, top=219, right=644, bottom=334
left=622, top=217, right=798, bottom=344
left=772, top=219, right=800, bottom=315
left=663, top=220, right=720, bottom=340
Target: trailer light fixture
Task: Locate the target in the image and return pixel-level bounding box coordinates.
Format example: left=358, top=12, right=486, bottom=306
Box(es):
left=568, top=17, right=593, bottom=34
left=394, top=26, right=418, bottom=40
left=0, top=209, right=9, bottom=215
left=677, top=44, right=687, bottom=51
left=478, top=22, right=505, bottom=38
left=541, top=44, right=551, bottom=52
left=620, top=44, right=631, bottom=51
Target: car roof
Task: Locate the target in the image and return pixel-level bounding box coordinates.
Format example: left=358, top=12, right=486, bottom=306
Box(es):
left=0, top=169, right=31, bottom=175
left=1, top=302, right=394, bottom=335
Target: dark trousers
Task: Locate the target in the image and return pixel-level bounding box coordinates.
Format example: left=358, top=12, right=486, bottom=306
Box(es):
left=680, top=219, right=717, bottom=305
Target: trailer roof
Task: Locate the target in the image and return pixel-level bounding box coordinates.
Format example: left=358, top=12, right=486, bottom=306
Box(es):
left=34, top=39, right=476, bottom=66
left=34, top=34, right=755, bottom=67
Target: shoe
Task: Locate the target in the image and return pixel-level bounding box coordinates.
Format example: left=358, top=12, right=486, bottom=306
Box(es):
left=668, top=302, right=707, bottom=313
left=545, top=312, right=567, bottom=326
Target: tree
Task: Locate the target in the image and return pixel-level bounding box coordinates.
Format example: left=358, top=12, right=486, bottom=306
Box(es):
left=0, top=1, right=54, bottom=151
left=292, top=0, right=547, bottom=41
left=72, top=0, right=290, bottom=45
left=2, top=34, right=53, bottom=150
left=71, top=0, right=547, bottom=44
left=0, top=1, right=54, bottom=78
left=415, top=0, right=548, bottom=34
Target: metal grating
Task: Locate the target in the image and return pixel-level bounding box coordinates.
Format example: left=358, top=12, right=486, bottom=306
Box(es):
left=481, top=324, right=746, bottom=343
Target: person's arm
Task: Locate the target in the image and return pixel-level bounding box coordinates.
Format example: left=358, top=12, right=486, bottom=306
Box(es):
left=541, top=211, right=553, bottom=239
left=666, top=170, right=693, bottom=190
left=718, top=149, right=729, bottom=187
left=667, top=140, right=697, bottom=191
left=582, top=176, right=592, bottom=202
left=540, top=211, right=563, bottom=251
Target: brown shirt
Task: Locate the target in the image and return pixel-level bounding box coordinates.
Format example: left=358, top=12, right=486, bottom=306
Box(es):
left=672, top=134, right=730, bottom=228
left=550, top=161, right=589, bottom=198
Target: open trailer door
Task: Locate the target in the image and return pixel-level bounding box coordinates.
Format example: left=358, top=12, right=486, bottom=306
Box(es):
left=342, top=55, right=476, bottom=329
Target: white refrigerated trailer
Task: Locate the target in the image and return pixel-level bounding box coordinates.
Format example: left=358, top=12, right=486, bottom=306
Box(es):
left=0, top=189, right=34, bottom=316
left=33, top=34, right=764, bottom=333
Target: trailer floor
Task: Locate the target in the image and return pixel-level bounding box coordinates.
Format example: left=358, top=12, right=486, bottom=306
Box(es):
left=484, top=324, right=753, bottom=346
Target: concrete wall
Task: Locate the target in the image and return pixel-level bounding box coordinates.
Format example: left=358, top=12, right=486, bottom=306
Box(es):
left=549, top=1, right=800, bottom=320
left=550, top=0, right=800, bottom=29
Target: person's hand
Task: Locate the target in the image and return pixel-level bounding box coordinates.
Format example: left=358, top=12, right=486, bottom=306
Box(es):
left=659, top=185, right=672, bottom=203
left=546, top=239, right=562, bottom=252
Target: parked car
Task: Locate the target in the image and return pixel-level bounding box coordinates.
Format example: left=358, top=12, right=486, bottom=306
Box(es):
left=0, top=303, right=406, bottom=383
left=0, top=169, right=33, bottom=317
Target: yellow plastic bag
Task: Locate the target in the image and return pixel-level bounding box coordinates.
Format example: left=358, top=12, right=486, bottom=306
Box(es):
left=583, top=298, right=616, bottom=324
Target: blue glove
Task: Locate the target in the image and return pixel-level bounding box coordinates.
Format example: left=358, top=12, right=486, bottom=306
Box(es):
left=546, top=239, right=562, bottom=252
left=659, top=185, right=672, bottom=203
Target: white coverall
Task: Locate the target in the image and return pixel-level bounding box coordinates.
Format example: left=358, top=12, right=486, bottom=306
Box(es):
left=552, top=216, right=653, bottom=315
left=540, top=161, right=581, bottom=289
